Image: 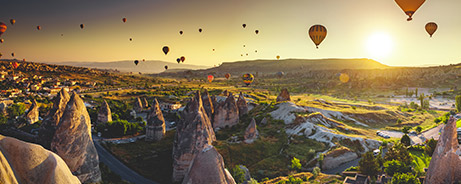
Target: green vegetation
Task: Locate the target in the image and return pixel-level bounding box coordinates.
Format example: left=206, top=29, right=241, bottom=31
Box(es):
left=358, top=152, right=380, bottom=177
left=424, top=138, right=437, bottom=156
left=99, top=162, right=132, bottom=184
left=7, top=103, right=26, bottom=118
left=434, top=112, right=450, bottom=124
left=384, top=160, right=411, bottom=176
left=96, top=120, right=145, bottom=138
left=409, top=150, right=431, bottom=174
left=232, top=165, right=246, bottom=184
left=391, top=173, right=421, bottom=184
left=290, top=157, right=301, bottom=171
left=401, top=134, right=411, bottom=146
left=456, top=95, right=461, bottom=112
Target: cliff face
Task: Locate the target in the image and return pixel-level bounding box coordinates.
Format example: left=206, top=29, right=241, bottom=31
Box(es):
left=172, top=91, right=216, bottom=183
left=51, top=92, right=101, bottom=183
left=425, top=117, right=461, bottom=184
left=0, top=134, right=80, bottom=184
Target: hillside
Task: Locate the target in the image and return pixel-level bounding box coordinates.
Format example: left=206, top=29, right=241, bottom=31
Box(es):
left=46, top=60, right=210, bottom=74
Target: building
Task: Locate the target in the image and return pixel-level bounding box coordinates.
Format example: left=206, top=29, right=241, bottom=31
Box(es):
left=159, top=102, right=182, bottom=111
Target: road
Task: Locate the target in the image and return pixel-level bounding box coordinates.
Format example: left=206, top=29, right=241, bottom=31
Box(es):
left=93, top=140, right=158, bottom=184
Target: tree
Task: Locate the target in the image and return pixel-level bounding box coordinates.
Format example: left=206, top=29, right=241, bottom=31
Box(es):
left=384, top=160, right=411, bottom=176
left=402, top=126, right=411, bottom=134
left=232, top=165, right=246, bottom=184
left=416, top=126, right=422, bottom=133
left=418, top=94, right=425, bottom=109
left=401, top=134, right=411, bottom=146
left=312, top=167, right=321, bottom=179
left=415, top=88, right=418, bottom=98
left=7, top=103, right=26, bottom=118
left=385, top=143, right=413, bottom=166
left=358, top=152, right=380, bottom=177
left=291, top=157, right=301, bottom=171
left=424, top=138, right=437, bottom=156
left=391, top=173, right=421, bottom=184
left=456, top=95, right=461, bottom=112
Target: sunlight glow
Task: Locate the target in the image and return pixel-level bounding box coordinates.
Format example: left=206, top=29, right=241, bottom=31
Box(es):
left=366, top=32, right=393, bottom=59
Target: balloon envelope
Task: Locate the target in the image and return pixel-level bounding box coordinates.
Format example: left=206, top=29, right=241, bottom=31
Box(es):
left=162, top=46, right=170, bottom=55
left=242, top=73, right=254, bottom=86
left=164, top=65, right=168, bottom=70
left=0, top=22, right=7, bottom=36
left=425, top=22, right=437, bottom=37
left=394, top=0, right=426, bottom=21
left=207, top=75, right=214, bottom=83
left=12, top=62, right=18, bottom=69
left=242, top=24, right=246, bottom=28
left=225, top=73, right=231, bottom=79
left=37, top=26, right=41, bottom=30
left=339, top=73, right=350, bottom=83
left=176, top=58, right=181, bottom=63
left=276, top=55, right=280, bottom=60
left=11, top=53, right=14, bottom=57
left=122, top=18, right=127, bottom=23
left=0, top=39, right=3, bottom=43
left=255, top=30, right=259, bottom=34
left=309, top=25, right=327, bottom=49
left=179, top=31, right=183, bottom=35
left=199, top=28, right=202, bottom=33
left=80, top=24, right=84, bottom=29
left=134, top=60, right=139, bottom=65
left=180, top=56, right=185, bottom=62
left=10, top=19, right=15, bottom=25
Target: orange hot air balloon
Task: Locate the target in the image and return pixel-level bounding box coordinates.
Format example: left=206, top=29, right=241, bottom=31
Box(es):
left=207, top=75, right=214, bottom=83
left=12, top=62, right=18, bottom=69
left=309, top=24, right=327, bottom=49
left=225, top=73, right=231, bottom=79
left=276, top=55, right=280, bottom=60
left=0, top=39, right=3, bottom=43
left=37, top=26, right=41, bottom=30
left=180, top=56, right=185, bottom=62
left=22, top=59, right=26, bottom=62
left=0, top=53, right=2, bottom=58
left=0, top=22, right=7, bottom=36
left=425, top=22, right=437, bottom=37
left=122, top=18, right=127, bottom=23
left=80, top=24, right=84, bottom=29
left=242, top=73, right=254, bottom=86
left=10, top=19, right=15, bottom=25
left=395, top=0, right=426, bottom=21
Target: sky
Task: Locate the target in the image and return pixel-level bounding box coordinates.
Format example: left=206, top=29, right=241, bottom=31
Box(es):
left=0, top=0, right=461, bottom=67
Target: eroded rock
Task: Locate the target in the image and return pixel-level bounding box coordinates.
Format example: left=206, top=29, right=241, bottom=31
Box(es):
left=276, top=88, right=291, bottom=102
left=213, top=93, right=239, bottom=130
left=146, top=98, right=165, bottom=141
left=25, top=99, right=39, bottom=124
left=244, top=118, right=259, bottom=144
left=97, top=100, right=112, bottom=124
left=237, top=92, right=248, bottom=117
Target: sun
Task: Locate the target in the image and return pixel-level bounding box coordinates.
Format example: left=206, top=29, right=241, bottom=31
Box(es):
left=365, top=32, right=393, bottom=59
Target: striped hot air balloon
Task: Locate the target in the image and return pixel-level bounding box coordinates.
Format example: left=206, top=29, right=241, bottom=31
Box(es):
left=309, top=24, right=327, bottom=49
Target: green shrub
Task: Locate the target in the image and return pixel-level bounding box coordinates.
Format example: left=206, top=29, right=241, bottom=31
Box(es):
left=232, top=165, right=246, bottom=184
left=391, top=173, right=421, bottom=184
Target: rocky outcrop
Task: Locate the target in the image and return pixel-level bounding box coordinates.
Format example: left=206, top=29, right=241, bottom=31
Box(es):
left=211, top=95, right=218, bottom=112
left=261, top=117, right=268, bottom=125
left=239, top=165, right=252, bottom=183
left=425, top=117, right=461, bottom=184
left=97, top=100, right=112, bottom=124
left=142, top=98, right=149, bottom=109
left=0, top=134, right=80, bottom=184
left=25, top=99, right=39, bottom=124
left=145, top=98, right=165, bottom=141
left=0, top=99, right=13, bottom=114
left=51, top=92, right=101, bottom=183
left=244, top=118, right=259, bottom=144
left=201, top=89, right=214, bottom=122
left=221, top=90, right=229, bottom=97
left=182, top=144, right=236, bottom=184
left=134, top=97, right=143, bottom=112
left=322, top=147, right=358, bottom=170
left=213, top=93, right=239, bottom=130
left=39, top=88, right=70, bottom=149
left=276, top=88, right=291, bottom=102
left=237, top=92, right=248, bottom=117
left=173, top=91, right=216, bottom=183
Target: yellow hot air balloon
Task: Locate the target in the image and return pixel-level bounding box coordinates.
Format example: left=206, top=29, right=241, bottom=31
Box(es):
left=309, top=25, right=327, bottom=49
left=276, top=55, right=280, bottom=60
left=242, top=73, right=254, bottom=86
left=395, top=0, right=425, bottom=21
left=425, top=22, right=437, bottom=37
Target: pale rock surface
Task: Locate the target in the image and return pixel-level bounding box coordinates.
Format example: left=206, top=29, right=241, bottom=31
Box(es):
left=145, top=98, right=165, bottom=141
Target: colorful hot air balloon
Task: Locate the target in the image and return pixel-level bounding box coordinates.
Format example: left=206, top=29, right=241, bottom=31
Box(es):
left=207, top=75, right=214, bottom=83
left=80, top=24, right=84, bottom=29
left=180, top=56, right=185, bottom=62
left=134, top=60, right=139, bottom=65
left=0, top=22, right=7, bottom=36
left=10, top=19, right=15, bottom=25
left=255, top=30, right=259, bottom=34
left=199, top=28, right=202, bottom=33
left=164, top=65, right=168, bottom=70
left=309, top=24, right=327, bottom=49
left=122, top=18, right=127, bottom=23
left=0, top=39, right=3, bottom=43
left=225, top=73, right=231, bottom=79
left=242, top=24, right=246, bottom=28
left=37, top=26, right=41, bottom=30
left=12, top=62, right=18, bottom=69
left=394, top=0, right=426, bottom=21
left=176, top=58, right=181, bottom=63
left=276, top=55, right=280, bottom=60
left=242, top=73, right=254, bottom=86
left=162, top=46, right=170, bottom=55
left=425, top=22, right=437, bottom=37
left=179, top=31, right=183, bottom=35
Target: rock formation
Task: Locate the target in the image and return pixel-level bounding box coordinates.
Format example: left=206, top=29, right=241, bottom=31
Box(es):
left=244, top=118, right=259, bottom=144
left=425, top=117, right=461, bottom=184
left=182, top=144, right=236, bottom=184
left=221, top=90, right=229, bottom=97
left=201, top=89, right=214, bottom=122
left=97, top=100, right=112, bottom=124
left=134, top=97, right=143, bottom=112
left=0, top=99, right=13, bottom=114
left=322, top=147, right=358, bottom=170
left=173, top=91, right=216, bottom=183
left=25, top=99, right=39, bottom=124
left=213, top=93, right=239, bottom=130
left=0, top=134, right=80, bottom=184
left=237, top=92, right=248, bottom=117
left=38, top=88, right=70, bottom=149
left=51, top=92, right=101, bottom=183
left=276, top=88, right=291, bottom=102
left=142, top=98, right=149, bottom=109
left=211, top=95, right=218, bottom=112
left=145, top=98, right=165, bottom=141
left=260, top=117, right=268, bottom=125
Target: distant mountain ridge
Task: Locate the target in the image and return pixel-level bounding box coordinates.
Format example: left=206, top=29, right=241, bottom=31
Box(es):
left=45, top=60, right=210, bottom=74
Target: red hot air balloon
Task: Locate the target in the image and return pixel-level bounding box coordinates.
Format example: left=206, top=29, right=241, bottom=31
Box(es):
left=180, top=56, right=185, bottom=62
left=122, top=18, right=127, bottom=23
left=0, top=22, right=7, bottom=36
left=225, top=73, right=231, bottom=79
left=10, top=19, right=15, bottom=25
left=12, top=62, right=18, bottom=69
left=207, top=75, right=214, bottom=83
left=37, top=26, right=41, bottom=30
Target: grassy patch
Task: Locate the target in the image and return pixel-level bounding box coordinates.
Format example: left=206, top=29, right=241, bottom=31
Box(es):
left=409, top=150, right=431, bottom=173
left=260, top=172, right=342, bottom=184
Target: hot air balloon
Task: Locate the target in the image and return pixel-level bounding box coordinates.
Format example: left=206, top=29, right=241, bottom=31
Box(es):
left=37, top=26, right=41, bottom=30
left=22, top=59, right=26, bottom=62
left=179, top=31, right=183, bottom=35
left=176, top=58, right=181, bottom=63
left=425, top=22, right=437, bottom=37
left=162, top=46, right=170, bottom=55
left=134, top=60, right=139, bottom=65
left=276, top=55, right=280, bottom=60
left=309, top=24, right=327, bottom=49
left=80, top=24, right=84, bottom=29
left=225, top=73, right=231, bottom=79
left=180, top=56, right=185, bottom=62
left=61, top=34, right=64, bottom=36
left=246, top=53, right=248, bottom=56
left=142, top=59, right=145, bottom=62
left=255, top=30, right=259, bottom=34
left=0, top=22, right=7, bottom=36
left=12, top=62, right=18, bottom=69
left=243, top=45, right=245, bottom=47
left=339, top=73, right=350, bottom=83
left=129, top=38, right=132, bottom=41
left=255, top=50, right=257, bottom=53
left=212, top=49, right=215, bottom=51
left=242, top=73, right=254, bottom=86
left=0, top=39, right=3, bottom=43
left=395, top=0, right=425, bottom=21
left=164, top=65, right=168, bottom=70
left=199, top=28, right=202, bottom=33
left=241, top=54, right=243, bottom=57
left=122, top=18, right=127, bottom=23
left=276, top=71, right=284, bottom=78
left=0, top=53, right=2, bottom=58
left=10, top=19, right=15, bottom=25
left=11, top=53, right=15, bottom=57
left=207, top=75, right=214, bottom=83
left=242, top=24, right=246, bottom=28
